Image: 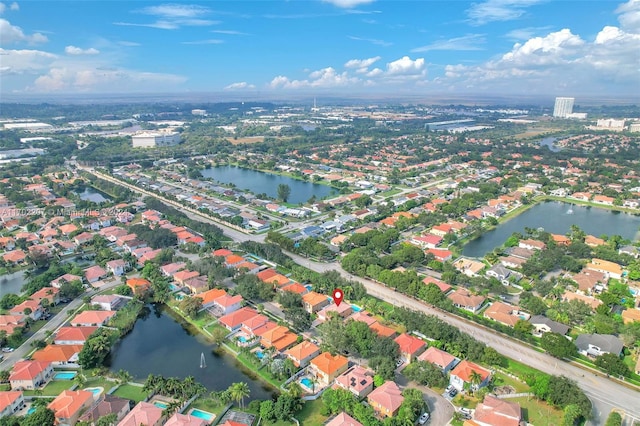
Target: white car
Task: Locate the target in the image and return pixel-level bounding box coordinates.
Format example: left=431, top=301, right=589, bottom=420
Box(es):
left=2, top=347, right=14, bottom=353
left=395, top=359, right=404, bottom=368
left=418, top=412, right=430, bottom=424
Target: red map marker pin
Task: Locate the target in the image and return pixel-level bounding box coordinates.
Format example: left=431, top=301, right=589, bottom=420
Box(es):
left=333, top=289, right=344, bottom=306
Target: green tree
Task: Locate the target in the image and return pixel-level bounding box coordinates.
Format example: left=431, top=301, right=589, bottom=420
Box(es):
left=229, top=382, right=250, bottom=409
left=96, top=413, right=118, bottom=426
left=179, top=296, right=203, bottom=319
left=541, top=332, right=577, bottom=359
left=277, top=184, right=291, bottom=203
left=595, top=353, right=630, bottom=377
left=605, top=411, right=623, bottom=426
left=21, top=407, right=55, bottom=426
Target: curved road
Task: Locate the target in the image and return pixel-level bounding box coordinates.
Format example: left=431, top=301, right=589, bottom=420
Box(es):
left=82, top=167, right=640, bottom=425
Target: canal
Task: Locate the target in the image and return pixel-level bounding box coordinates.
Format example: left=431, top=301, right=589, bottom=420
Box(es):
left=462, top=201, right=640, bottom=258
left=201, top=165, right=337, bottom=204
left=107, top=304, right=275, bottom=401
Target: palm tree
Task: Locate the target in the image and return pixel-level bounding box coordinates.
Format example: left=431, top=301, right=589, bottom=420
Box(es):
left=469, top=371, right=483, bottom=393
left=164, top=400, right=182, bottom=416
left=229, top=382, right=250, bottom=409
left=287, top=382, right=303, bottom=398
left=116, top=369, right=132, bottom=385
left=74, top=373, right=87, bottom=389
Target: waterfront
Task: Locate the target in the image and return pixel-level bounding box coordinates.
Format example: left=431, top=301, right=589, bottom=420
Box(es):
left=107, top=304, right=275, bottom=401
left=76, top=186, right=111, bottom=203
left=201, top=165, right=337, bottom=204
left=462, top=201, right=640, bottom=258
left=0, top=270, right=26, bottom=296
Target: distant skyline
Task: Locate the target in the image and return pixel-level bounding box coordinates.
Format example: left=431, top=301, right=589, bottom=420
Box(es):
left=1, top=0, right=639, bottom=100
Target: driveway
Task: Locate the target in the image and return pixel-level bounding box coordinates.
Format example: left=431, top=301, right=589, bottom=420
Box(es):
left=395, top=372, right=454, bottom=425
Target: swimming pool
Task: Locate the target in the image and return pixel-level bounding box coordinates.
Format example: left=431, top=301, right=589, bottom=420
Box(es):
left=53, top=372, right=77, bottom=380
left=154, top=401, right=168, bottom=409
left=189, top=408, right=214, bottom=421
left=26, top=406, right=36, bottom=415
left=351, top=304, right=362, bottom=312
left=255, top=350, right=264, bottom=359
left=238, top=336, right=248, bottom=343
left=300, top=378, right=313, bottom=388
left=85, top=387, right=102, bottom=397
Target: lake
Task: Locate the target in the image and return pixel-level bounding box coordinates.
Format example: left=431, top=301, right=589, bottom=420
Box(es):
left=201, top=165, right=336, bottom=204
left=539, top=136, right=560, bottom=152
left=0, top=270, right=27, bottom=296
left=462, top=201, right=640, bottom=258
left=107, top=304, right=275, bottom=401
left=76, top=187, right=111, bottom=203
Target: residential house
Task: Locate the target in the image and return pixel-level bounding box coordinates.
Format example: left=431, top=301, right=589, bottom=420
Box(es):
left=369, top=322, right=397, bottom=339
left=48, top=390, right=94, bottom=426
left=84, top=265, right=107, bottom=284
left=10, top=300, right=44, bottom=320
left=173, top=270, right=200, bottom=286
left=500, top=256, right=527, bottom=269
left=449, top=360, right=492, bottom=391
left=518, top=239, right=546, bottom=251
left=586, top=258, right=623, bottom=280
left=91, top=294, right=126, bottom=311
left=51, top=273, right=82, bottom=288
left=410, top=234, right=442, bottom=249
left=164, top=413, right=208, bottom=426
left=70, top=310, right=116, bottom=327
left=30, top=287, right=60, bottom=306
left=486, top=264, right=519, bottom=285
left=284, top=341, right=321, bottom=368
left=9, top=360, right=53, bottom=390
left=309, top=352, right=349, bottom=387
left=585, top=235, right=606, bottom=247
left=417, top=347, right=459, bottom=373
left=32, top=345, right=83, bottom=367
left=184, top=276, right=209, bottom=294
left=447, top=289, right=486, bottom=313
left=118, top=401, right=164, bottom=426
left=483, top=302, right=530, bottom=327
left=367, top=381, right=404, bottom=418
left=317, top=303, right=353, bottom=322
left=394, top=333, right=427, bottom=363
left=2, top=250, right=26, bottom=264
left=0, top=315, right=25, bottom=336
left=302, top=292, right=330, bottom=314
left=571, top=270, right=608, bottom=294
left=622, top=309, right=640, bottom=324
left=426, top=248, right=453, bottom=262
left=259, top=325, right=298, bottom=352
left=54, top=327, right=98, bottom=345
left=213, top=294, right=244, bottom=315
left=126, top=277, right=151, bottom=295
left=528, top=315, right=570, bottom=337
left=218, top=307, right=259, bottom=331
left=106, top=259, right=127, bottom=276
left=562, top=291, right=603, bottom=310
left=472, top=395, right=524, bottom=426
left=334, top=366, right=374, bottom=398
left=78, top=394, right=131, bottom=424
left=161, top=262, right=186, bottom=277
left=619, top=245, right=640, bottom=258
left=575, top=334, right=624, bottom=357
left=454, top=257, right=485, bottom=277
left=198, top=288, right=228, bottom=309
left=325, top=412, right=364, bottom=426
left=422, top=276, right=452, bottom=293
left=0, top=391, right=25, bottom=418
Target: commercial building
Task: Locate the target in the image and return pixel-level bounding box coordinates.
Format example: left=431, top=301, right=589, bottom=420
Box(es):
left=131, top=131, right=181, bottom=148
left=553, top=97, right=575, bottom=118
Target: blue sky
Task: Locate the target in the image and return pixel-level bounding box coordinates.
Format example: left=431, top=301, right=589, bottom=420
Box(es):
left=1, top=0, right=639, bottom=99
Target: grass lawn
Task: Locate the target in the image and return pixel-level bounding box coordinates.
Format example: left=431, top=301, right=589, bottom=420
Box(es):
left=85, top=377, right=117, bottom=393
left=505, top=359, right=542, bottom=381
left=295, top=399, right=328, bottom=426
left=23, top=380, right=73, bottom=396
left=492, top=372, right=530, bottom=393
left=112, top=384, right=148, bottom=402
left=235, top=352, right=285, bottom=389
left=512, top=396, right=564, bottom=426
left=452, top=394, right=480, bottom=409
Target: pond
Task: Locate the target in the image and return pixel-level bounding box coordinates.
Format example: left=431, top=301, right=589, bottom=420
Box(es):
left=0, top=270, right=27, bottom=296
left=107, top=304, right=275, bottom=401
left=201, top=165, right=337, bottom=204
left=76, top=186, right=111, bottom=203
left=462, top=201, right=640, bottom=258
left=539, top=136, right=560, bottom=152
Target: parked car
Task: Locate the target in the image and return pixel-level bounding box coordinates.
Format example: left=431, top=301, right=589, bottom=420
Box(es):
left=448, top=388, right=458, bottom=397
left=396, top=359, right=404, bottom=368
left=2, top=347, right=14, bottom=353
left=418, top=412, right=430, bottom=424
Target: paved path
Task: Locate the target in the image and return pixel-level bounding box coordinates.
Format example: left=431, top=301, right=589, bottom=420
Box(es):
left=80, top=167, right=640, bottom=425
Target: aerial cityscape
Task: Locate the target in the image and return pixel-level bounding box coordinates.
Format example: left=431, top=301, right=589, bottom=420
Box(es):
left=1, top=1, right=640, bottom=426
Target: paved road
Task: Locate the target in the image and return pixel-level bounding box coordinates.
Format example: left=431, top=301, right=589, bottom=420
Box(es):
left=0, top=280, right=121, bottom=371
left=81, top=167, right=640, bottom=425
left=395, top=369, right=455, bottom=426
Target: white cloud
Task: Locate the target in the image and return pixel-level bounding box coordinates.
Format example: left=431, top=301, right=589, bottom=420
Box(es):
left=412, top=34, right=486, bottom=52
left=224, top=82, right=256, bottom=90
left=29, top=67, right=186, bottom=92
left=386, top=56, right=426, bottom=76
left=466, top=0, right=544, bottom=25
left=504, top=26, right=553, bottom=41
left=9, top=2, right=18, bottom=11
left=65, top=45, right=100, bottom=55
left=116, top=3, right=217, bottom=29
left=210, top=30, right=248, bottom=35
left=616, top=0, right=640, bottom=31
left=181, top=39, right=223, bottom=45
left=344, top=56, right=381, bottom=69
left=323, top=0, right=375, bottom=8
left=501, top=29, right=584, bottom=66
left=0, top=47, right=56, bottom=75
left=0, top=18, right=48, bottom=44
left=270, top=67, right=359, bottom=89
left=348, top=35, right=392, bottom=46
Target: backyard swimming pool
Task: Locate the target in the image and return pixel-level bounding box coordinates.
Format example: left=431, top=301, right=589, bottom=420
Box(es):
left=300, top=378, right=313, bottom=388
left=53, top=372, right=77, bottom=380
left=154, top=401, right=168, bottom=409
left=351, top=304, right=362, bottom=312
left=190, top=408, right=214, bottom=421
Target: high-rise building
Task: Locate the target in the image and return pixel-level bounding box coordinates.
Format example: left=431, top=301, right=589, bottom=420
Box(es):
left=553, top=97, right=575, bottom=118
